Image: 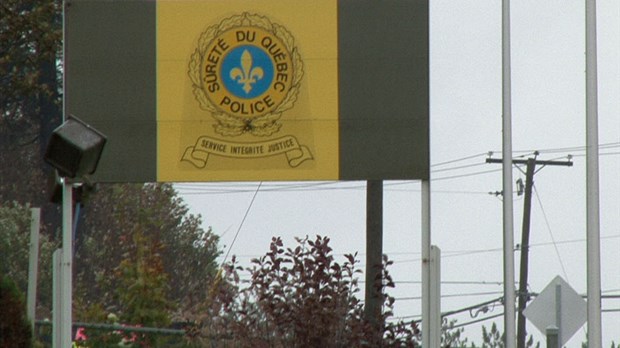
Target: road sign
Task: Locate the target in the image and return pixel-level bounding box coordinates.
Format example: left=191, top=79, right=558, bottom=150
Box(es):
left=523, top=276, right=587, bottom=346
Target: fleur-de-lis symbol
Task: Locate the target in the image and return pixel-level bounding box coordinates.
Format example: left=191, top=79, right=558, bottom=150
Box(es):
left=230, top=50, right=264, bottom=94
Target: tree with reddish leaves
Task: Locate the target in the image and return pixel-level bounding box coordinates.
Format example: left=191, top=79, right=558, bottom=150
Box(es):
left=198, top=235, right=420, bottom=347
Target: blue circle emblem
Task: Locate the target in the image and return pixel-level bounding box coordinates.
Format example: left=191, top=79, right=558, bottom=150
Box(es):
left=222, top=45, right=274, bottom=99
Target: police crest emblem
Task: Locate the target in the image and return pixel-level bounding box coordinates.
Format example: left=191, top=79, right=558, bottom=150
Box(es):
left=188, top=12, right=304, bottom=136
left=182, top=12, right=312, bottom=170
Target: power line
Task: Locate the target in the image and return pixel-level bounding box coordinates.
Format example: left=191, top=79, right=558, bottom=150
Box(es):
left=176, top=143, right=620, bottom=195
left=602, top=289, right=620, bottom=294
left=431, top=152, right=488, bottom=167
left=362, top=280, right=505, bottom=286
left=572, top=151, right=620, bottom=157
left=391, top=290, right=620, bottom=341
left=433, top=150, right=616, bottom=182
left=431, top=162, right=488, bottom=174
left=432, top=168, right=503, bottom=182
left=440, top=296, right=504, bottom=318
left=602, top=309, right=620, bottom=313
left=533, top=184, right=570, bottom=281
left=389, top=290, right=620, bottom=319
left=394, top=291, right=503, bottom=301
left=176, top=181, right=346, bottom=194
left=433, top=142, right=618, bottom=169
left=221, top=182, right=262, bottom=265
left=388, top=234, right=620, bottom=264
left=450, top=312, right=504, bottom=329
left=493, top=141, right=620, bottom=155
left=391, top=296, right=501, bottom=326
left=225, top=233, right=620, bottom=264
left=176, top=180, right=492, bottom=195
left=177, top=181, right=358, bottom=192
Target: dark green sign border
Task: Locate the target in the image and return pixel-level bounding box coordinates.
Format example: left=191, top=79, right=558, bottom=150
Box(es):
left=338, top=0, right=429, bottom=180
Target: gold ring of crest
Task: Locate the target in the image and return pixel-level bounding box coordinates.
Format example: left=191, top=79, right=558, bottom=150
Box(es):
left=189, top=13, right=304, bottom=137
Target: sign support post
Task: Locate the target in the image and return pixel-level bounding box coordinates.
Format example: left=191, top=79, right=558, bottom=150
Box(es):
left=27, top=208, right=41, bottom=333
left=430, top=245, right=441, bottom=348
left=59, top=180, right=73, bottom=347
left=364, top=180, right=383, bottom=337
left=501, top=0, right=516, bottom=346
left=421, top=180, right=431, bottom=348
left=52, top=249, right=62, bottom=347
left=585, top=0, right=602, bottom=346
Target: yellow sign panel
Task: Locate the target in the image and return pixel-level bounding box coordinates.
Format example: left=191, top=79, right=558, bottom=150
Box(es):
left=157, top=0, right=338, bottom=181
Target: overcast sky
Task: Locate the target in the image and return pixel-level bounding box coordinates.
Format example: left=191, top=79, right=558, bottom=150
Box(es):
left=177, top=0, right=619, bottom=345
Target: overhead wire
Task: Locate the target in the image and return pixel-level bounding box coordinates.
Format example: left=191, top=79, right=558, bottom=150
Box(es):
left=493, top=141, right=620, bottom=155
left=394, top=290, right=504, bottom=301
left=533, top=184, right=570, bottom=281
left=449, top=312, right=504, bottom=329
left=431, top=168, right=503, bottom=182
left=572, top=151, right=620, bottom=157
left=387, top=234, right=620, bottom=265
left=183, top=145, right=617, bottom=333
left=221, top=181, right=263, bottom=265
left=176, top=179, right=494, bottom=194
left=176, top=142, right=620, bottom=195
left=226, top=234, right=620, bottom=265
left=389, top=289, right=620, bottom=324
left=430, top=162, right=488, bottom=174
left=183, top=145, right=618, bottom=338
left=359, top=280, right=505, bottom=286
left=431, top=152, right=489, bottom=167
left=175, top=151, right=494, bottom=194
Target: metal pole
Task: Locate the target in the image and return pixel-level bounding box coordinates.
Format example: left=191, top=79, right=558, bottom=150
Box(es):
left=585, top=0, right=602, bottom=347
left=421, top=180, right=431, bottom=348
left=60, top=180, right=73, bottom=347
left=502, top=0, right=516, bottom=347
left=430, top=245, right=441, bottom=348
left=27, top=208, right=41, bottom=333
left=555, top=283, right=562, bottom=346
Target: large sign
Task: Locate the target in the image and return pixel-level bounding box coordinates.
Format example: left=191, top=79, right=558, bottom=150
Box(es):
left=65, top=0, right=428, bottom=182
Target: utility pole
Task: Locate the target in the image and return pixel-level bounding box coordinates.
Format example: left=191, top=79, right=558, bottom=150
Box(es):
left=487, top=154, right=572, bottom=348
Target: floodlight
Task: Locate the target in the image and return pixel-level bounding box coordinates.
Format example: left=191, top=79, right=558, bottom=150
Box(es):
left=44, top=115, right=107, bottom=178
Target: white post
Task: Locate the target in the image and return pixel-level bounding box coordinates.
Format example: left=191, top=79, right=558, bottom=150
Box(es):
left=555, top=283, right=562, bottom=347
left=60, top=180, right=73, bottom=347
left=430, top=245, right=441, bottom=348
left=502, top=0, right=516, bottom=347
left=52, top=249, right=62, bottom=348
left=585, top=0, right=602, bottom=347
left=27, top=208, right=41, bottom=333
left=421, top=180, right=431, bottom=348
left=59, top=3, right=73, bottom=345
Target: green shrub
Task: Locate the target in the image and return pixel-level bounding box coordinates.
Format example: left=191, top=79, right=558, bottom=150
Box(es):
left=0, top=276, right=32, bottom=348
